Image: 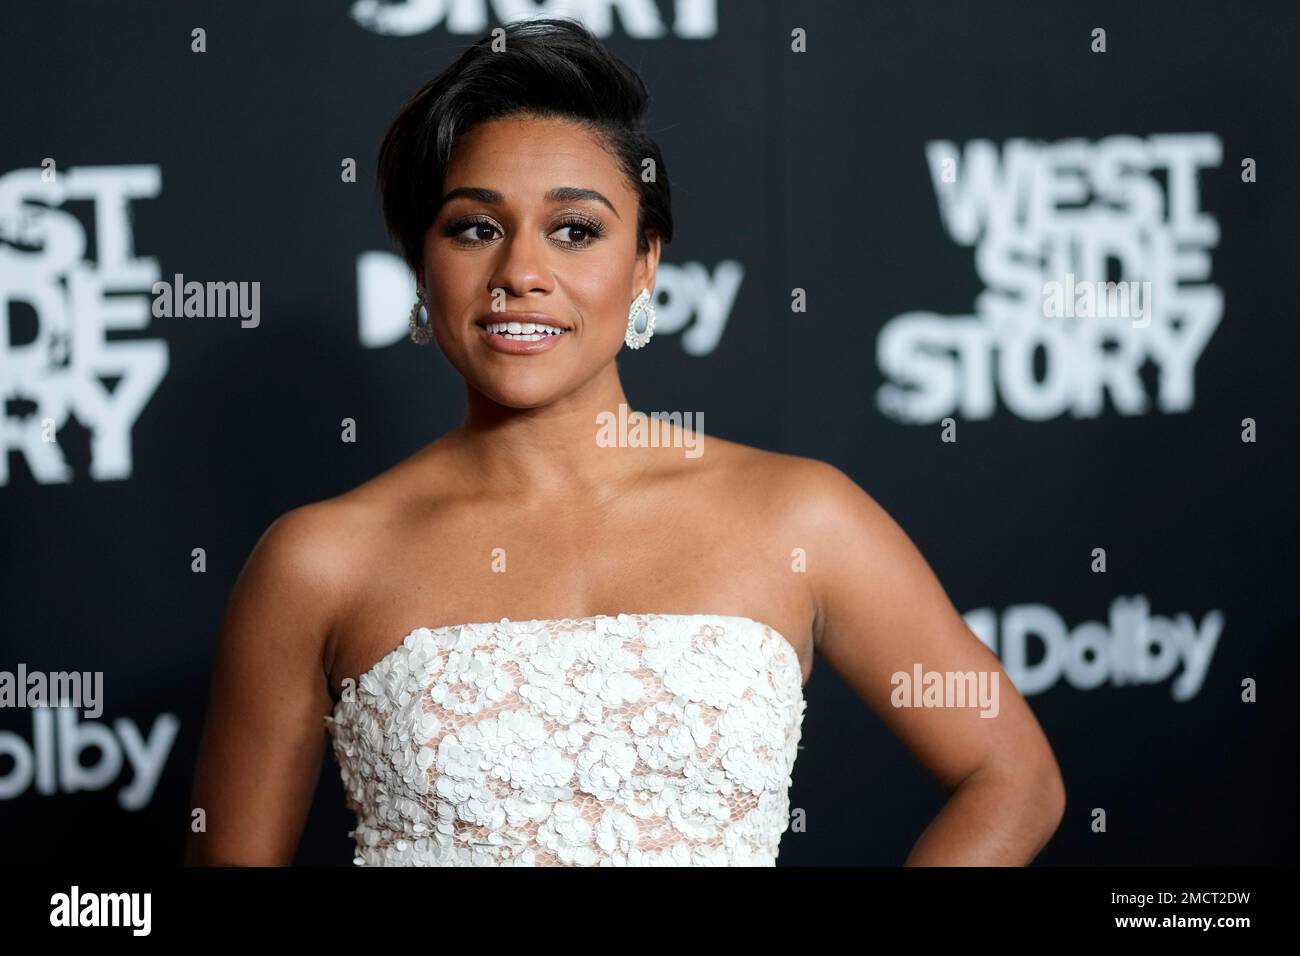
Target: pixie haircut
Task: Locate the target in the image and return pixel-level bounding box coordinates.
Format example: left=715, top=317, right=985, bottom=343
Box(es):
left=376, top=17, right=673, bottom=276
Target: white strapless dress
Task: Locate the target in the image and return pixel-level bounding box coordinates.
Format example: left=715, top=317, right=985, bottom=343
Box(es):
left=323, top=613, right=807, bottom=866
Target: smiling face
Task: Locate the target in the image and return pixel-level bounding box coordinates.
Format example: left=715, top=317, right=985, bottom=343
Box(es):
left=419, top=114, right=660, bottom=409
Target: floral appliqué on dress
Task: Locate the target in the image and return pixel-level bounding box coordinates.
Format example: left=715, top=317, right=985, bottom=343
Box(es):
left=324, top=613, right=807, bottom=866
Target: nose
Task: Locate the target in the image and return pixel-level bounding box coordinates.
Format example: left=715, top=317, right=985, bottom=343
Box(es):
left=488, top=227, right=554, bottom=301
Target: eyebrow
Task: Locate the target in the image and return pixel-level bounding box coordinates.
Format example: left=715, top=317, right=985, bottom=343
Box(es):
left=437, top=186, right=621, bottom=219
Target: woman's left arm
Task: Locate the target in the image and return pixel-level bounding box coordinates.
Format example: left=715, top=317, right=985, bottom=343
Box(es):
left=789, top=460, right=1066, bottom=865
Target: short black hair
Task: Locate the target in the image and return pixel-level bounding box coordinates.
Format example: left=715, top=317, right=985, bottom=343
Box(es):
left=376, top=16, right=673, bottom=276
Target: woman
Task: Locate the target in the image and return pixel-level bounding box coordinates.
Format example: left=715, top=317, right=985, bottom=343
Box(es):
left=184, top=17, right=1064, bottom=866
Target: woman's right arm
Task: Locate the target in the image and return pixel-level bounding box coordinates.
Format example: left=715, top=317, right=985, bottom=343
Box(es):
left=183, top=504, right=348, bottom=866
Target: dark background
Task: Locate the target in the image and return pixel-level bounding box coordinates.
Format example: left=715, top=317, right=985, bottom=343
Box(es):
left=1, top=0, right=1296, bottom=865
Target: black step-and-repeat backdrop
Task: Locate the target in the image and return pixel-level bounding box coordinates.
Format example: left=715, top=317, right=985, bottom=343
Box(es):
left=2, top=1, right=1297, bottom=865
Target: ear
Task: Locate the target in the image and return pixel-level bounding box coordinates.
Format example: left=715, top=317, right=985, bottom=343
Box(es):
left=632, top=231, right=662, bottom=301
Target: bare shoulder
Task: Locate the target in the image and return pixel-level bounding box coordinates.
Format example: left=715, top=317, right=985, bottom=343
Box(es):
left=704, top=435, right=874, bottom=527
left=250, top=497, right=364, bottom=591
left=267, top=440, right=453, bottom=558
left=191, top=483, right=398, bottom=865
left=227, top=497, right=365, bottom=648
left=239, top=441, right=462, bottom=624
left=701, top=437, right=909, bottom=638
left=239, top=449, right=419, bottom=599
left=732, top=447, right=920, bottom=583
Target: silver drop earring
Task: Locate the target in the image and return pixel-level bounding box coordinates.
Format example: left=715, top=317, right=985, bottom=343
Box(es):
left=409, top=285, right=433, bottom=345
left=624, top=287, right=656, bottom=349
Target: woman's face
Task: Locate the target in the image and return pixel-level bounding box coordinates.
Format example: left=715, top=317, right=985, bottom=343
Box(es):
left=420, top=114, right=659, bottom=408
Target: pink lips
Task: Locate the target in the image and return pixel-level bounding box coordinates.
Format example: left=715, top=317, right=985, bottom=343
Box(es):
left=476, top=313, right=570, bottom=355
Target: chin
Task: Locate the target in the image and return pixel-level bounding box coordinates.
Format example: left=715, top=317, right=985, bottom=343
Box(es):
left=476, top=377, right=569, bottom=410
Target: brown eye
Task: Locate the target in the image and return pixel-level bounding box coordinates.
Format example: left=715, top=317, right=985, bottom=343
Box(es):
left=554, top=224, right=588, bottom=243
left=551, top=217, right=605, bottom=247
left=445, top=216, right=501, bottom=245
left=456, top=221, right=498, bottom=243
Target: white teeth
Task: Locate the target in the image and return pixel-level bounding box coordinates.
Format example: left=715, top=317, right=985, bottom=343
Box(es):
left=481, top=320, right=567, bottom=336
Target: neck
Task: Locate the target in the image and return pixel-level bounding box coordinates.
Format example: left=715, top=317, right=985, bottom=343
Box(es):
left=444, top=363, right=649, bottom=502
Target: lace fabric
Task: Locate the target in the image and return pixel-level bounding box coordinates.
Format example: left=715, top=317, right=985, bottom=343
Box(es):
left=324, top=613, right=806, bottom=866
